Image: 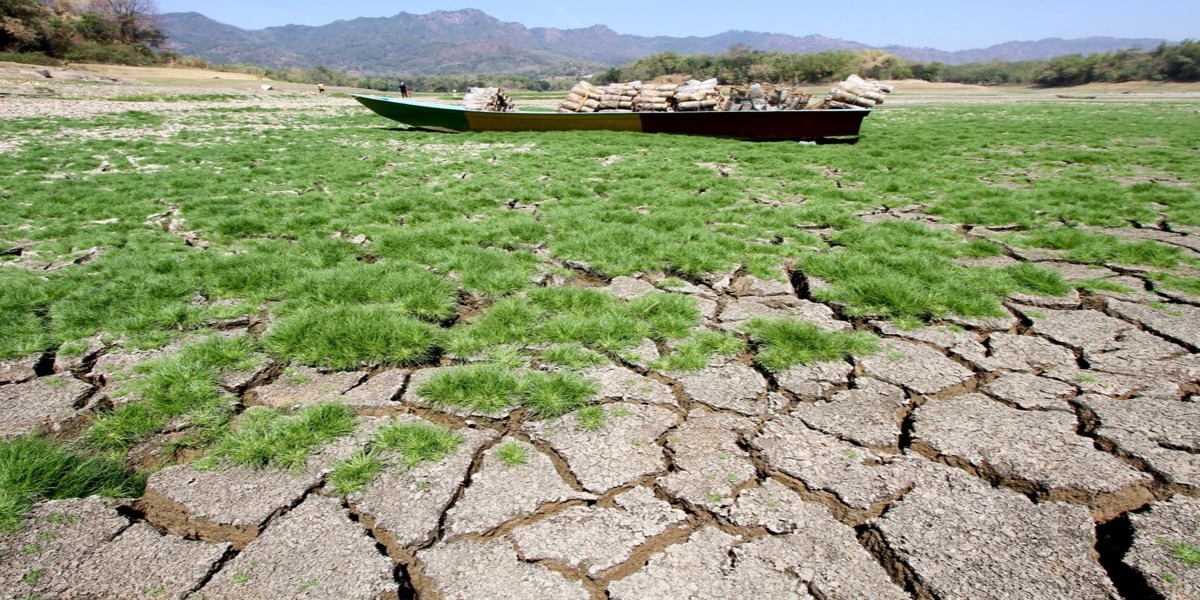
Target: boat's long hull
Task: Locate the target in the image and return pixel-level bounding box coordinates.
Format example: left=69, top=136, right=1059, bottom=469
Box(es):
left=351, top=95, right=869, bottom=140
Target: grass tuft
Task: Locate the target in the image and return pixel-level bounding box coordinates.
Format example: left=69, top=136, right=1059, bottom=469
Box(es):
left=1160, top=539, right=1200, bottom=566
left=1015, top=227, right=1184, bottom=267
left=494, top=441, right=530, bottom=467
left=0, top=436, right=144, bottom=533
left=651, top=329, right=745, bottom=372
left=1074, top=278, right=1136, bottom=293
left=199, top=402, right=356, bottom=472
left=264, top=305, right=436, bottom=370
left=744, top=317, right=879, bottom=372
left=416, top=364, right=520, bottom=415
left=375, top=421, right=464, bottom=468
left=328, top=450, right=383, bottom=495
left=519, top=371, right=599, bottom=417
left=541, top=344, right=609, bottom=369
left=575, top=405, right=607, bottom=431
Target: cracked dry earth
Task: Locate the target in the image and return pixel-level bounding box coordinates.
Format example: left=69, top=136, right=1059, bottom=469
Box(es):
left=3, top=243, right=1200, bottom=599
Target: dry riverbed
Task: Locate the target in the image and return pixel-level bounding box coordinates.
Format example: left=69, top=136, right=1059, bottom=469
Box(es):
left=1, top=63, right=1198, bottom=600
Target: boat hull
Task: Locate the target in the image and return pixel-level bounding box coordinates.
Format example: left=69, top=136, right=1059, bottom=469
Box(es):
left=351, top=95, right=869, bottom=140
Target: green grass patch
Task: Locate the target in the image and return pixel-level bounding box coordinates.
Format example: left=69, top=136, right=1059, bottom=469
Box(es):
left=575, top=405, right=607, bottom=431
left=375, top=421, right=464, bottom=468
left=518, top=371, right=599, bottom=417
left=801, top=221, right=1070, bottom=320
left=281, top=262, right=458, bottom=322
left=0, top=436, right=144, bottom=533
left=0, top=51, right=60, bottom=66
left=1013, top=227, right=1184, bottom=267
left=83, top=334, right=263, bottom=453
left=540, top=343, right=609, bottom=369
left=264, top=305, right=437, bottom=370
left=1159, top=539, right=1200, bottom=566
left=197, top=402, right=357, bottom=472
left=1074, top=278, right=1136, bottom=293
left=447, top=289, right=699, bottom=356
left=328, top=420, right=464, bottom=494
left=86, top=357, right=227, bottom=452
left=417, top=364, right=599, bottom=417
left=328, top=450, right=383, bottom=495
left=744, top=318, right=879, bottom=372
left=416, top=364, right=521, bottom=414
left=494, top=441, right=530, bottom=467
left=1149, top=273, right=1200, bottom=297
left=651, top=330, right=745, bottom=372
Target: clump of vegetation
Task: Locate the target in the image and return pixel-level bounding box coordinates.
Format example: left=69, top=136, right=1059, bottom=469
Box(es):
left=519, top=371, right=599, bottom=417
left=85, top=335, right=263, bottom=453
left=446, top=289, right=700, bottom=358
left=416, top=364, right=521, bottom=415
left=0, top=0, right=165, bottom=65
left=541, top=343, right=609, bottom=369
left=1149, top=274, right=1200, bottom=297
left=1013, top=227, right=1184, bottom=267
left=197, top=402, right=357, bottom=472
left=574, top=405, right=607, bottom=431
left=602, top=41, right=1200, bottom=86
left=375, top=421, right=464, bottom=468
left=494, top=441, right=530, bottom=467
left=329, top=420, right=465, bottom=494
left=280, top=262, right=458, bottom=323
left=1159, top=539, right=1200, bottom=567
left=0, top=436, right=144, bottom=533
left=264, top=305, right=437, bottom=370
left=417, top=364, right=599, bottom=417
left=328, top=450, right=383, bottom=496
left=1073, top=278, right=1136, bottom=293
left=801, top=221, right=1071, bottom=320
left=744, top=318, right=879, bottom=372
left=651, top=330, right=745, bottom=372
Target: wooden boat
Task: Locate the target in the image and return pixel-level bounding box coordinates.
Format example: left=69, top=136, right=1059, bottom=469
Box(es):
left=351, top=95, right=870, bottom=141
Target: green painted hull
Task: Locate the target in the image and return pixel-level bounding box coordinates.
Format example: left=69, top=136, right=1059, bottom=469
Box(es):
left=351, top=95, right=869, bottom=140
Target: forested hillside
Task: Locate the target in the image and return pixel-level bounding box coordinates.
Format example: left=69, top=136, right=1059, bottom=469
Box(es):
left=1, top=0, right=167, bottom=64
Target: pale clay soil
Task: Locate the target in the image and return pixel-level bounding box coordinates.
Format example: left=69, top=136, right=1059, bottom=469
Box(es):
left=2, top=64, right=1200, bottom=599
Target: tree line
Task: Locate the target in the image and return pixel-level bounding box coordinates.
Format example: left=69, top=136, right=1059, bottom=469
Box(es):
left=1, top=0, right=166, bottom=64
left=595, top=41, right=1200, bottom=86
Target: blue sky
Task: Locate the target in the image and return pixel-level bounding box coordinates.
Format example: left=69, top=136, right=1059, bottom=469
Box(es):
left=155, top=1, right=1197, bottom=51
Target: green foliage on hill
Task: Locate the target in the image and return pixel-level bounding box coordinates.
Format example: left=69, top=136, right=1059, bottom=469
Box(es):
left=1, top=0, right=165, bottom=65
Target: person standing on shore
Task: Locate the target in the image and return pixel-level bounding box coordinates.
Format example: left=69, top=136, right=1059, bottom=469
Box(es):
left=399, top=81, right=408, bottom=98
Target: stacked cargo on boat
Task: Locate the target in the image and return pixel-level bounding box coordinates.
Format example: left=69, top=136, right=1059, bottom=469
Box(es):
left=555, top=75, right=889, bottom=113
left=463, top=87, right=517, bottom=112
left=816, top=75, right=893, bottom=109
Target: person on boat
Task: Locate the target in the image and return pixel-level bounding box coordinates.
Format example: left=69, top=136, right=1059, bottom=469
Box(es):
left=399, top=81, right=409, bottom=98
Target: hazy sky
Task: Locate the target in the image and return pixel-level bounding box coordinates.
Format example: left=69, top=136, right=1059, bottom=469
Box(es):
left=154, top=1, right=1196, bottom=51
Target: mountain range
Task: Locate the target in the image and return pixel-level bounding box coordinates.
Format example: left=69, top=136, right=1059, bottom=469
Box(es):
left=157, top=9, right=1167, bottom=76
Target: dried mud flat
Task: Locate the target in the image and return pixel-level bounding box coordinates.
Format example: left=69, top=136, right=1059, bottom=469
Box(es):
left=2, top=67, right=1200, bottom=600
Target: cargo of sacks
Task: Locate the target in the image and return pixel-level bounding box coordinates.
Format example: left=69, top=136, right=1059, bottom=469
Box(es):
left=556, top=75, right=891, bottom=113
left=463, top=87, right=517, bottom=112
left=720, top=83, right=812, bottom=111
left=818, top=74, right=893, bottom=109
left=558, top=79, right=723, bottom=113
